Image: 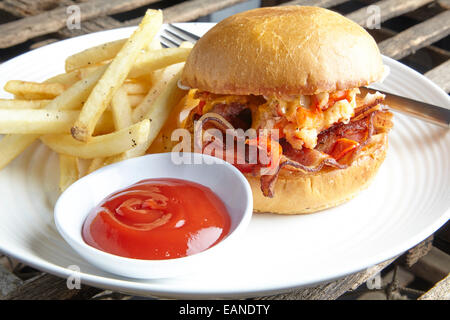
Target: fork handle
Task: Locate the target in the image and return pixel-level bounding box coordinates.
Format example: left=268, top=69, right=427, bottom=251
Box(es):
left=362, top=87, right=450, bottom=129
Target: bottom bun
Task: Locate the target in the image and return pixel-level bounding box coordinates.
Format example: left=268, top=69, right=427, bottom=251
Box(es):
left=246, top=134, right=388, bottom=214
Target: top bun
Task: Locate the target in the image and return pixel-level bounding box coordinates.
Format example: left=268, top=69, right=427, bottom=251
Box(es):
left=181, top=6, right=384, bottom=96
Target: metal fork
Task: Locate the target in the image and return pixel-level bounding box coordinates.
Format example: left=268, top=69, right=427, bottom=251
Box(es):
left=160, top=24, right=200, bottom=48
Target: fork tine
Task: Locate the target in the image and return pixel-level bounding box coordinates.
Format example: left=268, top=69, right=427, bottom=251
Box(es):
left=160, top=34, right=179, bottom=48
left=165, top=29, right=189, bottom=43
left=169, top=24, right=200, bottom=41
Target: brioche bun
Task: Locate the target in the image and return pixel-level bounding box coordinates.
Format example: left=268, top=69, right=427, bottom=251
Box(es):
left=247, top=134, right=388, bottom=214
left=181, top=6, right=384, bottom=97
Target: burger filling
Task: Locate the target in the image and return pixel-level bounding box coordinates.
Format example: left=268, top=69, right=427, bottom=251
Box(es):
left=185, top=89, right=393, bottom=197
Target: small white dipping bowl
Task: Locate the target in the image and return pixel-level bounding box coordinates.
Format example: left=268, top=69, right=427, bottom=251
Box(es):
left=54, top=152, right=253, bottom=279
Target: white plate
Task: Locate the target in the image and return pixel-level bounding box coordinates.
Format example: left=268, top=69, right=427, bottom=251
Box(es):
left=0, top=23, right=449, bottom=299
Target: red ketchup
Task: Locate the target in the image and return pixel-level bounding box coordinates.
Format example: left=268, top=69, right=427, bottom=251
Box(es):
left=82, top=178, right=231, bottom=260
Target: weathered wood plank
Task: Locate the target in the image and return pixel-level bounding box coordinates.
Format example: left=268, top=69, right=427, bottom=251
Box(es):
left=418, top=274, right=450, bottom=300
left=4, top=273, right=102, bottom=300
left=408, top=247, right=450, bottom=284
left=124, top=0, right=248, bottom=26
left=403, top=235, right=434, bottom=267
left=346, top=0, right=434, bottom=26
left=163, top=0, right=249, bottom=23
left=29, top=38, right=59, bottom=49
left=58, top=15, right=123, bottom=38
left=281, top=0, right=349, bottom=7
left=378, top=10, right=450, bottom=60
left=437, top=0, right=450, bottom=9
left=0, top=0, right=68, bottom=17
left=425, top=59, right=450, bottom=93
left=0, top=264, right=23, bottom=299
left=369, top=26, right=450, bottom=60
left=257, top=258, right=396, bottom=300
left=0, top=0, right=123, bottom=41
left=0, top=0, right=160, bottom=48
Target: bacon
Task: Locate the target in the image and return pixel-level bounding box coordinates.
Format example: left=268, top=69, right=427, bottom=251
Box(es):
left=260, top=149, right=347, bottom=197
left=192, top=91, right=393, bottom=198
left=210, top=103, right=252, bottom=129
left=353, top=91, right=385, bottom=121
left=260, top=110, right=393, bottom=198
left=315, top=112, right=375, bottom=158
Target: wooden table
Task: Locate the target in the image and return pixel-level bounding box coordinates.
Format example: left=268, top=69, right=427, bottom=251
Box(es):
left=0, top=0, right=449, bottom=300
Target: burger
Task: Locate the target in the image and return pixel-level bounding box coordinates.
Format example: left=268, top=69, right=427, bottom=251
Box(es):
left=177, top=6, right=393, bottom=214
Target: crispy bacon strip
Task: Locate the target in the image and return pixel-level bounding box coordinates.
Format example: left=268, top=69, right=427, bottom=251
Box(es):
left=260, top=110, right=390, bottom=197
left=260, top=150, right=348, bottom=197
left=353, top=91, right=385, bottom=121
left=192, top=92, right=393, bottom=198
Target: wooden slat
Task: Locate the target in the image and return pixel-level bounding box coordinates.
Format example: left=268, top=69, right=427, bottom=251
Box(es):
left=0, top=0, right=123, bottom=42
left=346, top=0, right=434, bottom=26
left=0, top=0, right=68, bottom=17
left=29, top=38, right=59, bottom=49
left=164, top=0, right=249, bottom=23
left=408, top=247, right=450, bottom=284
left=257, top=258, right=395, bottom=300
left=0, top=0, right=160, bottom=48
left=369, top=26, right=450, bottom=59
left=0, top=264, right=23, bottom=299
left=281, top=0, right=349, bottom=7
left=403, top=236, right=434, bottom=267
left=124, top=0, right=248, bottom=26
left=4, top=273, right=102, bottom=300
left=378, top=10, right=450, bottom=60
left=418, top=274, right=450, bottom=300
left=58, top=16, right=123, bottom=38
left=425, top=59, right=450, bottom=93
left=437, top=0, right=450, bottom=9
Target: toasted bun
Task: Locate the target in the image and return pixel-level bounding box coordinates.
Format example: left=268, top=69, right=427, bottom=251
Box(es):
left=247, top=133, right=388, bottom=214
left=181, top=6, right=384, bottom=96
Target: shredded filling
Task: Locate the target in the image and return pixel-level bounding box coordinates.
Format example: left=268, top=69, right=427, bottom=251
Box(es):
left=186, top=89, right=393, bottom=197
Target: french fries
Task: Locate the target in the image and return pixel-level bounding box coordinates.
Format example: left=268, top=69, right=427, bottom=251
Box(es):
left=4, top=80, right=66, bottom=100
left=179, top=41, right=195, bottom=49
left=111, top=87, right=133, bottom=130
left=87, top=157, right=106, bottom=175
left=0, top=65, right=107, bottom=169
left=0, top=109, right=79, bottom=134
left=41, top=120, right=150, bottom=159
left=128, top=94, right=146, bottom=108
left=65, top=39, right=127, bottom=72
left=0, top=135, right=39, bottom=170
left=122, top=81, right=151, bottom=95
left=140, top=66, right=185, bottom=146
left=59, top=154, right=79, bottom=192
left=0, top=9, right=191, bottom=192
left=44, top=70, right=82, bottom=87
left=108, top=64, right=185, bottom=165
left=0, top=99, right=50, bottom=109
left=71, top=10, right=163, bottom=142
left=44, top=65, right=108, bottom=112
left=132, top=63, right=185, bottom=122
left=128, top=47, right=191, bottom=79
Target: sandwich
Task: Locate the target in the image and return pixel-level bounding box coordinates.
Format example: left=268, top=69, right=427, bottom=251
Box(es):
left=177, top=6, right=393, bottom=214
